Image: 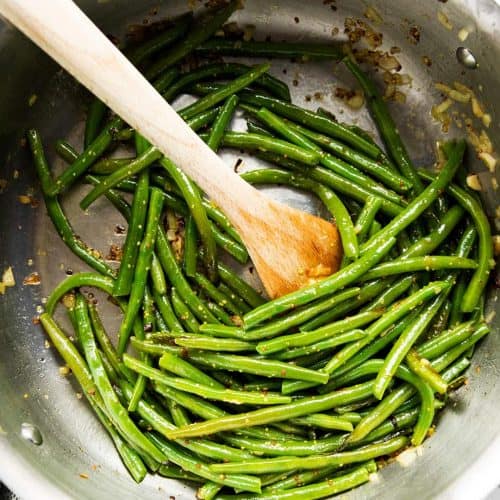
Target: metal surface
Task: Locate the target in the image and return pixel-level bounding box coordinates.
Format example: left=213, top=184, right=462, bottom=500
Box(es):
left=0, top=0, right=499, bottom=499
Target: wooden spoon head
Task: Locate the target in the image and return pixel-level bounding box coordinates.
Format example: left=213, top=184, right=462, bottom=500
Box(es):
left=241, top=200, right=343, bottom=299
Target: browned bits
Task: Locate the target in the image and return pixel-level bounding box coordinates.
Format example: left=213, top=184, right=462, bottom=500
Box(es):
left=294, top=16, right=300, bottom=24
left=18, top=194, right=39, bottom=207
left=23, top=272, right=41, bottom=286
left=106, top=244, right=123, bottom=262
left=408, top=25, right=421, bottom=44
left=422, top=55, right=432, bottom=67
left=345, top=17, right=383, bottom=48
left=233, top=157, right=243, bottom=173
left=115, top=224, right=126, bottom=234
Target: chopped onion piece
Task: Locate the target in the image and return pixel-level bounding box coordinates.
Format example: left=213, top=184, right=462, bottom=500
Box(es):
left=466, top=174, right=482, bottom=191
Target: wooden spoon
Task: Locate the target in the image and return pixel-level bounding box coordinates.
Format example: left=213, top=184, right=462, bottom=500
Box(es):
left=0, top=0, right=342, bottom=298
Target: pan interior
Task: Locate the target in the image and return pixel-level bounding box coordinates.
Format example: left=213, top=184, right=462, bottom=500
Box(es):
left=0, top=1, right=499, bottom=499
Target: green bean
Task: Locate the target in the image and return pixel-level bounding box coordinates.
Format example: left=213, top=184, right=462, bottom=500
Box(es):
left=354, top=197, right=383, bottom=243
left=316, top=310, right=422, bottom=396
left=28, top=136, right=114, bottom=278
left=242, top=287, right=360, bottom=341
left=171, top=287, right=201, bottom=332
left=359, top=255, right=476, bottom=282
left=222, top=89, right=381, bottom=158
left=406, top=350, right=448, bottom=394
left=198, top=324, right=243, bottom=338
left=74, top=296, right=166, bottom=462
left=131, top=337, right=181, bottom=356
left=40, top=314, right=148, bottom=482
left=216, top=284, right=250, bottom=314
left=257, top=311, right=380, bottom=355
left=253, top=152, right=403, bottom=217
left=188, top=351, right=328, bottom=384
left=207, top=94, right=239, bottom=151
left=209, top=436, right=408, bottom=475
left=159, top=352, right=223, bottom=389
left=362, top=275, right=413, bottom=312
left=160, top=157, right=218, bottom=281
left=80, top=146, right=162, bottom=209
left=175, top=336, right=253, bottom=352
left=244, top=237, right=396, bottom=328
left=27, top=129, right=55, bottom=194
left=180, top=64, right=270, bottom=120
left=113, top=170, right=150, bottom=296
left=150, top=253, right=167, bottom=295
left=353, top=408, right=419, bottom=448
left=84, top=175, right=131, bottom=221
left=144, top=1, right=240, bottom=80
left=206, top=300, right=235, bottom=325
left=84, top=99, right=107, bottom=148
left=253, top=107, right=404, bottom=207
left=361, top=140, right=466, bottom=257
left=40, top=313, right=102, bottom=404
left=49, top=117, right=123, bottom=196
left=183, top=215, right=198, bottom=278
left=152, top=289, right=184, bottom=332
left=217, top=262, right=265, bottom=308
left=223, top=434, right=345, bottom=458
left=418, top=171, right=493, bottom=312
left=165, top=62, right=290, bottom=102
left=166, top=380, right=374, bottom=439
left=300, top=279, right=392, bottom=332
left=158, top=464, right=203, bottom=482
left=197, top=482, right=222, bottom=500
left=187, top=106, right=221, bottom=131
left=325, top=281, right=449, bottom=376
left=194, top=273, right=242, bottom=316
left=156, top=226, right=218, bottom=323
left=290, top=414, right=353, bottom=432
left=88, top=302, right=134, bottom=383
left=124, top=354, right=291, bottom=405
left=234, top=466, right=371, bottom=499
left=281, top=119, right=411, bottom=193
left=373, top=292, right=447, bottom=399
left=148, top=433, right=261, bottom=493
left=143, top=284, right=157, bottom=330
left=195, top=38, right=343, bottom=61
left=208, top=223, right=249, bottom=263
left=45, top=273, right=113, bottom=315
left=431, top=324, right=489, bottom=373
left=344, top=57, right=424, bottom=195
left=333, top=357, right=434, bottom=443
left=277, top=329, right=367, bottom=363
left=247, top=119, right=274, bottom=136
left=241, top=167, right=359, bottom=258
left=221, top=131, right=321, bottom=166
left=54, top=138, right=80, bottom=163
left=416, top=321, right=475, bottom=360
left=349, top=384, right=414, bottom=443
left=401, top=205, right=465, bottom=258
left=441, top=356, right=471, bottom=383
left=118, top=188, right=163, bottom=354
left=127, top=13, right=193, bottom=66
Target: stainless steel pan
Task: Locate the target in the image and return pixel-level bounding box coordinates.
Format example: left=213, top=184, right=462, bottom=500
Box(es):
left=0, top=0, right=499, bottom=498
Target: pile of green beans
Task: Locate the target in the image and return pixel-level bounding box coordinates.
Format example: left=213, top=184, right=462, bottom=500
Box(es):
left=29, top=4, right=493, bottom=499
